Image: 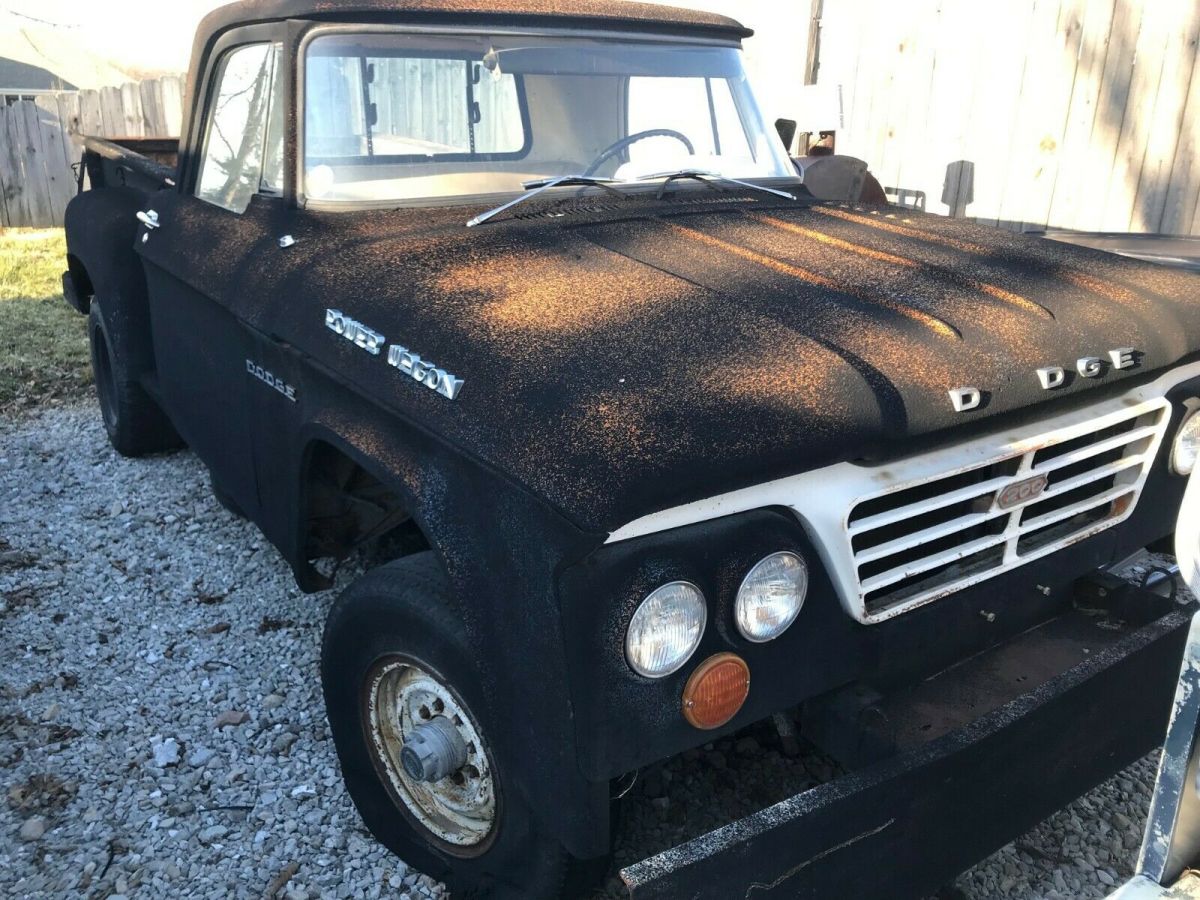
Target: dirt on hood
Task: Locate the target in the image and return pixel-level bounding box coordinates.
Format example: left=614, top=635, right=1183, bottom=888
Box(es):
left=234, top=193, right=1200, bottom=533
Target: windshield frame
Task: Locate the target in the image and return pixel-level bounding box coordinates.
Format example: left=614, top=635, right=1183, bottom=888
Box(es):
left=296, top=22, right=799, bottom=212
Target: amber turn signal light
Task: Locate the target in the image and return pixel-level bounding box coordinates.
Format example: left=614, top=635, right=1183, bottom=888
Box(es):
left=681, top=652, right=750, bottom=730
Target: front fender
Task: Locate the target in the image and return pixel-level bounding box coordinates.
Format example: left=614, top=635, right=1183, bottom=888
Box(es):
left=291, top=394, right=612, bottom=858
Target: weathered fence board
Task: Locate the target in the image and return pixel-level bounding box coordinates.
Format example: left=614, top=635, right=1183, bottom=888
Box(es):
left=17, top=101, right=56, bottom=228
left=0, top=107, right=30, bottom=226
left=0, top=74, right=184, bottom=228
left=1045, top=0, right=1118, bottom=231
left=818, top=0, right=1200, bottom=235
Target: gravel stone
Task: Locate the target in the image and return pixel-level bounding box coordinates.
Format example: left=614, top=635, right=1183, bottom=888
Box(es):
left=0, top=402, right=1187, bottom=899
left=212, top=710, right=250, bottom=729
left=19, top=816, right=47, bottom=841
left=734, top=737, right=760, bottom=755
left=274, top=733, right=299, bottom=754
left=198, top=825, right=229, bottom=845
left=151, top=738, right=181, bottom=768
left=188, top=747, right=217, bottom=768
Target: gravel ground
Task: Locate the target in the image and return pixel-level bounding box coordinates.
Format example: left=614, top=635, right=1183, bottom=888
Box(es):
left=0, top=401, right=1184, bottom=899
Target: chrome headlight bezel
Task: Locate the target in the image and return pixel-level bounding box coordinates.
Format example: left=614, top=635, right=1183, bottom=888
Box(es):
left=735, top=551, right=808, bottom=643
left=624, top=581, right=707, bottom=678
left=1172, top=405, right=1200, bottom=476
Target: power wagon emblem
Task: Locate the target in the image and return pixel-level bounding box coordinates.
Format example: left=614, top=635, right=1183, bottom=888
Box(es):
left=326, top=309, right=386, bottom=355
left=387, top=345, right=465, bottom=401
left=994, top=474, right=1049, bottom=511
left=324, top=308, right=464, bottom=400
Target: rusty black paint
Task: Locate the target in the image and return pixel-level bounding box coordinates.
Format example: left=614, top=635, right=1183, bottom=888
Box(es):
left=101, top=188, right=1200, bottom=536
left=59, top=0, right=1200, bottom=876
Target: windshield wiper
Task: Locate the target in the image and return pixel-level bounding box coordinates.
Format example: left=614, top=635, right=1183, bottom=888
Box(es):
left=465, top=169, right=794, bottom=227
left=466, top=175, right=622, bottom=227
left=637, top=169, right=796, bottom=201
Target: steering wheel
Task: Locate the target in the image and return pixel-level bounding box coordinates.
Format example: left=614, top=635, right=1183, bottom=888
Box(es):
left=582, top=129, right=695, bottom=177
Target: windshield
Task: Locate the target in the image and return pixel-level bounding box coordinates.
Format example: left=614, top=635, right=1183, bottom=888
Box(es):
left=303, top=32, right=794, bottom=204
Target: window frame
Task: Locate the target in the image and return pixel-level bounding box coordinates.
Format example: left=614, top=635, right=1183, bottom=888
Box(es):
left=185, top=23, right=290, bottom=209
left=303, top=43, right=533, bottom=169
left=194, top=41, right=282, bottom=213
left=295, top=22, right=746, bottom=210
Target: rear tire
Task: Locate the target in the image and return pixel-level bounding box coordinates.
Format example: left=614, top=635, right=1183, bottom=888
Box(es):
left=322, top=553, right=593, bottom=899
left=88, top=297, right=180, bottom=457
left=210, top=477, right=246, bottom=519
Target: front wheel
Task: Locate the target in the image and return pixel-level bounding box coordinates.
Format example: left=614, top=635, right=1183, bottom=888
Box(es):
left=321, top=553, right=591, bottom=898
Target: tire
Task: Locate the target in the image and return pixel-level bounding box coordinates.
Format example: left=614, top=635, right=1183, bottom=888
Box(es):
left=88, top=297, right=180, bottom=457
left=210, top=477, right=246, bottom=519
left=322, top=553, right=587, bottom=898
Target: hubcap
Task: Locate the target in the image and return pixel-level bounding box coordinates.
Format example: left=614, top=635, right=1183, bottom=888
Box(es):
left=364, top=659, right=496, bottom=850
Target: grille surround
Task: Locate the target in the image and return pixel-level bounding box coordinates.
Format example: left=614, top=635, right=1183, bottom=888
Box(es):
left=605, top=363, right=1200, bottom=626
left=846, top=398, right=1171, bottom=618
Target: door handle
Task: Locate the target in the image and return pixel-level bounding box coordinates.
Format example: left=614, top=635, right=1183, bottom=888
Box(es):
left=137, top=210, right=160, bottom=230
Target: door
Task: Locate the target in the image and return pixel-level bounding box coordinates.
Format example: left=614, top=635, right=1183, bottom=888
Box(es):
left=136, top=36, right=287, bottom=519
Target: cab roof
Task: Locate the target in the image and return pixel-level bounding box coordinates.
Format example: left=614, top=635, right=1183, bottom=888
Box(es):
left=185, top=1, right=751, bottom=152
left=195, top=0, right=752, bottom=46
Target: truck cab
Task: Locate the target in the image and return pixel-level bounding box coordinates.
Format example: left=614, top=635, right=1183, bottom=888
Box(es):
left=62, top=1, right=1200, bottom=897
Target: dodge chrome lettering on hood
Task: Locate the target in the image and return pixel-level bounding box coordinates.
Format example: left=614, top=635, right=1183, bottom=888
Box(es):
left=952, top=347, right=1140, bottom=411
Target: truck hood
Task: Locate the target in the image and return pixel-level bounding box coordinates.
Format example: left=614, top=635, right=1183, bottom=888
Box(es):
left=275, top=199, right=1200, bottom=534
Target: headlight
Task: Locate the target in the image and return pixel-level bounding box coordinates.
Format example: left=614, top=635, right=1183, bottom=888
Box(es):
left=625, top=581, right=707, bottom=678
left=1173, top=406, right=1200, bottom=475
left=735, top=551, right=808, bottom=642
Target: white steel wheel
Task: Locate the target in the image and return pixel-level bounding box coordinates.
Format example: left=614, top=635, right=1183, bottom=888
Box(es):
left=364, top=657, right=497, bottom=853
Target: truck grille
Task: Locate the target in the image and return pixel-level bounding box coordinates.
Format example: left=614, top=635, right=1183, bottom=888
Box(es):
left=847, top=399, right=1171, bottom=616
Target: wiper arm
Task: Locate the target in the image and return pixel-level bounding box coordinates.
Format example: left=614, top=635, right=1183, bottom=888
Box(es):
left=520, top=175, right=618, bottom=190
left=466, top=175, right=622, bottom=227
left=637, top=169, right=796, bottom=201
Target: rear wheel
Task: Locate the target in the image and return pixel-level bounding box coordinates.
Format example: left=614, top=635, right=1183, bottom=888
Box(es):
left=322, top=553, right=592, bottom=898
left=88, top=297, right=180, bottom=457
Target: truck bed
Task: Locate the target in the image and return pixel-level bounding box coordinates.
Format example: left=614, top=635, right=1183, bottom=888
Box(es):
left=79, top=136, right=178, bottom=194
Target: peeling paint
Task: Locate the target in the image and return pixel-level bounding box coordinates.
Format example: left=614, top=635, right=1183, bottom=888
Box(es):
left=743, top=818, right=895, bottom=896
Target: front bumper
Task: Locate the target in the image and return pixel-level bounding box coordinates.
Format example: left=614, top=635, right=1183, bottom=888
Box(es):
left=621, top=578, right=1192, bottom=899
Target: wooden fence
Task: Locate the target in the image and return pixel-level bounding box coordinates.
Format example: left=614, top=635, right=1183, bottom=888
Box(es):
left=815, top=0, right=1200, bottom=235
left=0, top=75, right=184, bottom=228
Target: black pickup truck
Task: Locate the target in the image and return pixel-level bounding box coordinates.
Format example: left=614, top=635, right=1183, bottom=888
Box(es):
left=61, top=1, right=1200, bottom=897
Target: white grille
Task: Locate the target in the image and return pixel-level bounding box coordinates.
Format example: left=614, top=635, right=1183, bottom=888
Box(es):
left=847, top=398, right=1171, bottom=617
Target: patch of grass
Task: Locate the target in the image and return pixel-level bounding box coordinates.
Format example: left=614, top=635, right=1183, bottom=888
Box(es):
left=0, top=229, right=91, bottom=411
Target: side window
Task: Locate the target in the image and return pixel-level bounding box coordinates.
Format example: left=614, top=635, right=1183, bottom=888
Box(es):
left=196, top=42, right=285, bottom=214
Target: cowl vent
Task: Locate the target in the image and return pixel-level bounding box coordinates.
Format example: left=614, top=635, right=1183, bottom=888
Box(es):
left=511, top=192, right=764, bottom=221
